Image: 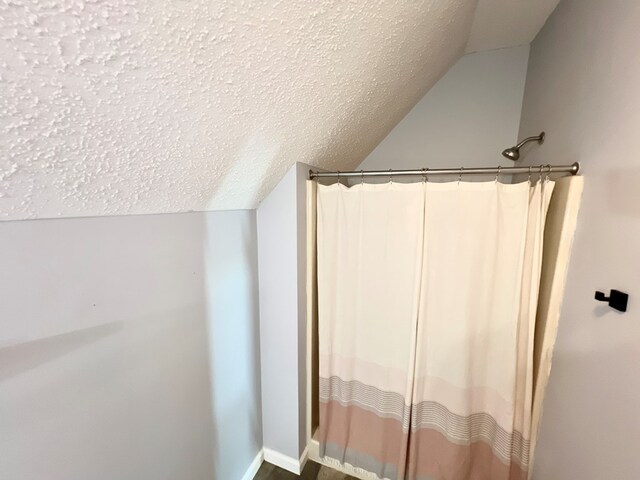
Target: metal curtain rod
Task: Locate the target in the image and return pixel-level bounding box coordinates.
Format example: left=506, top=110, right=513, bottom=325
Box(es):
left=309, top=162, right=580, bottom=179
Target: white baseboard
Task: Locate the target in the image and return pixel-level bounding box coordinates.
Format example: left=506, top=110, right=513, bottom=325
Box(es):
left=263, top=446, right=308, bottom=475
left=241, top=449, right=264, bottom=480
left=299, top=445, right=309, bottom=473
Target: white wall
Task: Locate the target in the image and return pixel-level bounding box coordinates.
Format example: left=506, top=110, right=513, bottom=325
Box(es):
left=257, top=163, right=309, bottom=467
left=203, top=211, right=263, bottom=479
left=294, top=163, right=310, bottom=456
left=516, top=1, right=640, bottom=478
left=0, top=211, right=262, bottom=480
left=358, top=45, right=530, bottom=172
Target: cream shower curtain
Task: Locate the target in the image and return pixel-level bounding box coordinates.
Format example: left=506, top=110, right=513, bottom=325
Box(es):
left=315, top=179, right=558, bottom=480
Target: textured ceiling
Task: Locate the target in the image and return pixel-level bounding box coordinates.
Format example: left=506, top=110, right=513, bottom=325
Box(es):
left=1, top=0, right=557, bottom=220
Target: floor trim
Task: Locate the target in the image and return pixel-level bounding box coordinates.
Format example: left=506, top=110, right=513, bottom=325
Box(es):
left=241, top=449, right=264, bottom=480
left=299, top=445, right=309, bottom=473
left=263, top=446, right=308, bottom=475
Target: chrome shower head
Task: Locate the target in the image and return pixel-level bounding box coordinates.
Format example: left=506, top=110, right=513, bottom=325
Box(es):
left=501, top=146, right=521, bottom=161
left=502, top=132, right=545, bottom=161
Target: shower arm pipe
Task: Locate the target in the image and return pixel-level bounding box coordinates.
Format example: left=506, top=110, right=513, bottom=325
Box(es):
left=514, top=134, right=545, bottom=150
left=309, top=162, right=580, bottom=179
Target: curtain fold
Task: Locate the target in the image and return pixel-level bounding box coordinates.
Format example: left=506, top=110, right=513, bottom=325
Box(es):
left=317, top=179, right=557, bottom=480
left=528, top=176, right=584, bottom=478
left=406, top=180, right=553, bottom=480
left=317, top=182, right=426, bottom=479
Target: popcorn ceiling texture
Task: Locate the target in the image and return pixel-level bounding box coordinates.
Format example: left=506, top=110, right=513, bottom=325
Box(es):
left=0, top=0, right=480, bottom=220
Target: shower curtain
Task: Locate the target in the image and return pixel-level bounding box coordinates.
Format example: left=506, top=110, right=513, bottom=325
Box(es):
left=316, top=179, right=556, bottom=480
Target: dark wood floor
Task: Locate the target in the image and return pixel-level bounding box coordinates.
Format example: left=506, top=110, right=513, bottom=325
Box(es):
left=253, top=461, right=359, bottom=480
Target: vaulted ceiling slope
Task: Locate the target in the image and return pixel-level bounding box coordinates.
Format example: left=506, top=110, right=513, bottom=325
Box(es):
left=1, top=0, right=559, bottom=220
left=466, top=0, right=561, bottom=53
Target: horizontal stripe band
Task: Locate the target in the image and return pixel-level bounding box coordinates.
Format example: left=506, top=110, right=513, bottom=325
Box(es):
left=320, top=376, right=529, bottom=467
left=320, top=401, right=528, bottom=480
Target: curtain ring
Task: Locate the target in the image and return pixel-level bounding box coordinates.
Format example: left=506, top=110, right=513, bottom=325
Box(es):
left=495, top=165, right=502, bottom=183
left=545, top=164, right=552, bottom=183
left=539, top=164, right=544, bottom=182
left=361, top=170, right=364, bottom=184
left=458, top=167, right=464, bottom=185
left=337, top=171, right=341, bottom=182
left=421, top=168, right=427, bottom=183
left=528, top=166, right=532, bottom=184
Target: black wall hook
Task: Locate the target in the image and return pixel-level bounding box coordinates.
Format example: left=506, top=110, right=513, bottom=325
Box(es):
left=595, top=289, right=629, bottom=312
